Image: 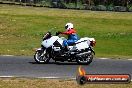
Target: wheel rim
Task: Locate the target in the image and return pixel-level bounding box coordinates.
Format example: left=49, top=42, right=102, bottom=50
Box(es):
left=78, top=54, right=92, bottom=63
left=78, top=57, right=89, bottom=63
left=35, top=50, right=49, bottom=63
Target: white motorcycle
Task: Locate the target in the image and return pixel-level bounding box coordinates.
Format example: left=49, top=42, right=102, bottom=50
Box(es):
left=34, top=31, right=96, bottom=65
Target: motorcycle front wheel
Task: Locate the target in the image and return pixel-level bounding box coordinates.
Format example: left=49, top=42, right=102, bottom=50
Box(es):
left=34, top=49, right=50, bottom=64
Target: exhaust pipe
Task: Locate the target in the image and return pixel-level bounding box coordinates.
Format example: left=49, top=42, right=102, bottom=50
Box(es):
left=76, top=51, right=91, bottom=56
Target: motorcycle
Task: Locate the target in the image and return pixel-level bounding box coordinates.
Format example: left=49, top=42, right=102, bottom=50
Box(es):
left=34, top=31, right=96, bottom=65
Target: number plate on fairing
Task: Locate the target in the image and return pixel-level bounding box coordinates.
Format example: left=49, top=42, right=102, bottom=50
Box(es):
left=53, top=47, right=61, bottom=51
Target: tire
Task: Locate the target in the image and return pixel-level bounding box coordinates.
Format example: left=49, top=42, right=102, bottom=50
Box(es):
left=34, top=49, right=50, bottom=64
left=76, top=53, right=93, bottom=65
left=76, top=76, right=87, bottom=85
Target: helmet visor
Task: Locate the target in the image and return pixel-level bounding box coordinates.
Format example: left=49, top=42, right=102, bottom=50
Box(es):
left=65, top=25, right=68, bottom=29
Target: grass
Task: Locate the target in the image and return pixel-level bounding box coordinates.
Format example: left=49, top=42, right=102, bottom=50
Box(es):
left=0, top=4, right=132, bottom=58
left=0, top=78, right=132, bottom=88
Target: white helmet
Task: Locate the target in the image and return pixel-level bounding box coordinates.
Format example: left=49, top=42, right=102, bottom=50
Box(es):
left=65, top=23, right=73, bottom=30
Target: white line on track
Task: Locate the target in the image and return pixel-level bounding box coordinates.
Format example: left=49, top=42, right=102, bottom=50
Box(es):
left=37, top=77, right=76, bottom=79
left=1, top=55, right=14, bottom=56
left=37, top=77, right=61, bottom=79
left=128, top=59, right=132, bottom=60
left=0, top=76, right=76, bottom=79
left=0, top=76, right=14, bottom=78
left=99, top=58, right=110, bottom=60
left=0, top=76, right=132, bottom=82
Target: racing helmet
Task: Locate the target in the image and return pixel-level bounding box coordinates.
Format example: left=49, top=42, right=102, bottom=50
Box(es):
left=65, top=23, right=73, bottom=30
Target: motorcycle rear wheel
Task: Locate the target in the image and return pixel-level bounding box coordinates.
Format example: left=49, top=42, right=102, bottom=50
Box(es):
left=76, top=53, right=93, bottom=65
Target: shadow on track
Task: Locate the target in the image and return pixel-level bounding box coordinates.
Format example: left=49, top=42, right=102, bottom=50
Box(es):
left=29, top=61, right=81, bottom=65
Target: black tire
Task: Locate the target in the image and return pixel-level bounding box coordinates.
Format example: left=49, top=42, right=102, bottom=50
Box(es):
left=34, top=50, right=50, bottom=64
left=76, top=76, right=87, bottom=85
left=76, top=53, right=93, bottom=65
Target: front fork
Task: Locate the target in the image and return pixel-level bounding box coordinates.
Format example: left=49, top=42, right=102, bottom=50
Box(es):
left=35, top=47, right=45, bottom=57
left=40, top=50, right=46, bottom=57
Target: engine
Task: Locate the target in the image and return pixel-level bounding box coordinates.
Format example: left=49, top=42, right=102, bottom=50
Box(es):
left=52, top=41, right=64, bottom=56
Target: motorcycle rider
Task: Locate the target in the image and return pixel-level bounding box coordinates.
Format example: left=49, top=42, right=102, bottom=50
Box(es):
left=58, top=23, right=79, bottom=51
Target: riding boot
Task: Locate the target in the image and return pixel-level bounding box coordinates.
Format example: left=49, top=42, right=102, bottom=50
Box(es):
left=65, top=45, right=70, bottom=51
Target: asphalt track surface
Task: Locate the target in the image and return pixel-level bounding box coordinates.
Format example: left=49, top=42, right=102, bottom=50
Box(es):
left=0, top=56, right=132, bottom=79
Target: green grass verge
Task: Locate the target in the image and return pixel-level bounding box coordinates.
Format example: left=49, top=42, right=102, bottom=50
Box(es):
left=0, top=78, right=132, bottom=88
left=0, top=4, right=132, bottom=58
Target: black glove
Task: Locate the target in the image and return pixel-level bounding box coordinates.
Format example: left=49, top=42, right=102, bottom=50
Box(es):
left=56, top=31, right=61, bottom=36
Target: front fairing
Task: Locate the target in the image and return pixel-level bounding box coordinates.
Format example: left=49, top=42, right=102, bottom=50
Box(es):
left=41, top=36, right=60, bottom=48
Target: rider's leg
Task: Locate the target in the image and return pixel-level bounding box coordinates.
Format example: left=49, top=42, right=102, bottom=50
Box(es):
left=63, top=40, right=77, bottom=51
left=67, top=40, right=77, bottom=45
left=63, top=40, right=69, bottom=51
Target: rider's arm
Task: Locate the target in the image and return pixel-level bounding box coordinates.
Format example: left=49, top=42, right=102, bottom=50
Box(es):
left=61, top=29, right=76, bottom=35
